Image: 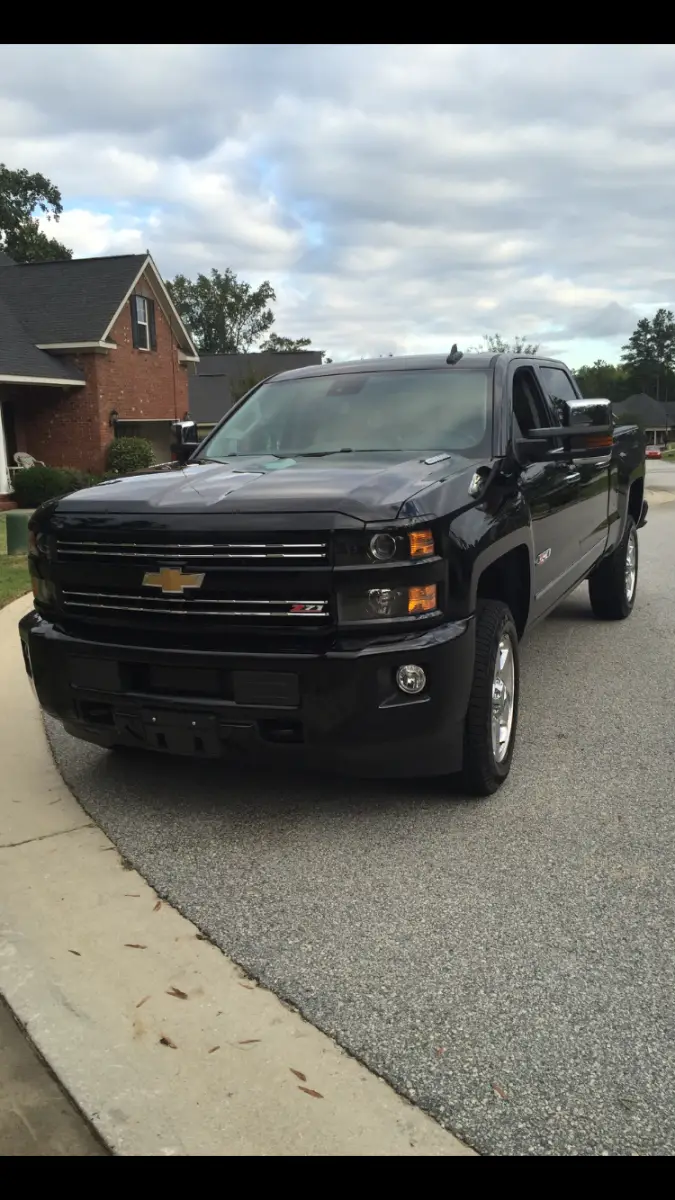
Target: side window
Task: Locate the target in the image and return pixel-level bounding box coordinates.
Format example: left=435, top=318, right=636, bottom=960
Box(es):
left=130, top=294, right=157, bottom=352
left=539, top=366, right=578, bottom=423
left=512, top=366, right=552, bottom=438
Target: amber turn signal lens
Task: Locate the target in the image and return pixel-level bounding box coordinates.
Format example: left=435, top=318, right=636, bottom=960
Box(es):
left=408, top=529, right=435, bottom=558
left=408, top=584, right=437, bottom=614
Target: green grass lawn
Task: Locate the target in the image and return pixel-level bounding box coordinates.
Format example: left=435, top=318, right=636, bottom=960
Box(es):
left=0, top=515, right=31, bottom=609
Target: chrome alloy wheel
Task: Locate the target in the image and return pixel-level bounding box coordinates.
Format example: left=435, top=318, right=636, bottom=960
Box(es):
left=491, top=634, right=515, bottom=764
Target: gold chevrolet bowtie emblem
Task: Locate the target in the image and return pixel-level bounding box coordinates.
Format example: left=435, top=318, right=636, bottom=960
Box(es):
left=142, top=567, right=205, bottom=594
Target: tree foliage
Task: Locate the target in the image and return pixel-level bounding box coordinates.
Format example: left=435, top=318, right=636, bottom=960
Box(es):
left=573, top=360, right=631, bottom=405
left=470, top=332, right=540, bottom=355
left=575, top=310, right=675, bottom=407
left=620, top=308, right=675, bottom=402
left=0, top=163, right=72, bottom=262
left=260, top=333, right=313, bottom=353
left=167, top=268, right=276, bottom=354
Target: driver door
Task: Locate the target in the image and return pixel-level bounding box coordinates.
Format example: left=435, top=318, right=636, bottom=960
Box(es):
left=510, top=365, right=582, bottom=619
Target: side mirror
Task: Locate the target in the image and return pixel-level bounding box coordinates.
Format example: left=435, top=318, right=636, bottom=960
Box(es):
left=516, top=398, right=613, bottom=462
left=170, top=420, right=199, bottom=465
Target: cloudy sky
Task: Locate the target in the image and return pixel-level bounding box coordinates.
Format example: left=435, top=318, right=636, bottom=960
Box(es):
left=1, top=43, right=675, bottom=366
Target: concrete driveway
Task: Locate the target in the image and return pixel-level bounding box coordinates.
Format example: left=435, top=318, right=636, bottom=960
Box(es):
left=46, top=499, right=675, bottom=1156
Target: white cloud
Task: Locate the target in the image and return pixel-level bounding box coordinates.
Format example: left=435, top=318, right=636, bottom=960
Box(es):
left=45, top=209, right=144, bottom=257
left=4, top=43, right=675, bottom=364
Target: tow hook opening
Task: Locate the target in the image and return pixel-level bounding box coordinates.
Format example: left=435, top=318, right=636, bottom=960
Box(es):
left=259, top=719, right=304, bottom=745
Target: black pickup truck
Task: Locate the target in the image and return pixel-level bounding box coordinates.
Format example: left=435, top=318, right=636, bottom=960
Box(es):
left=20, top=351, right=646, bottom=795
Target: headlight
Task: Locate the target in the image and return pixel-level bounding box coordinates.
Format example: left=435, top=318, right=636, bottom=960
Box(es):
left=369, top=532, right=397, bottom=562
left=28, top=530, right=49, bottom=557
left=337, top=527, right=436, bottom=566
left=338, top=584, right=437, bottom=622
left=31, top=576, right=56, bottom=606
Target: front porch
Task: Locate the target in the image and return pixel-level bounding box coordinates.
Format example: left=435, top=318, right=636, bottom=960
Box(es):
left=0, top=378, right=88, bottom=500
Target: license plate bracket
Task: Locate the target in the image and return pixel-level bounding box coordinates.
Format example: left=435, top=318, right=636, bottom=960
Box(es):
left=114, top=708, right=221, bottom=757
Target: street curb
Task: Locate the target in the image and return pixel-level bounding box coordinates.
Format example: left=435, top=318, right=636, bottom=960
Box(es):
left=0, top=595, right=472, bottom=1157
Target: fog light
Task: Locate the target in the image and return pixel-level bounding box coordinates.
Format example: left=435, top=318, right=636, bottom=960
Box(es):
left=369, top=532, right=397, bottom=562
left=368, top=587, right=397, bottom=617
left=396, top=664, right=427, bottom=695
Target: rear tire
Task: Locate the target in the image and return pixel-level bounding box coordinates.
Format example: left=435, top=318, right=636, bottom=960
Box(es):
left=461, top=600, right=519, bottom=796
left=588, top=517, right=638, bottom=620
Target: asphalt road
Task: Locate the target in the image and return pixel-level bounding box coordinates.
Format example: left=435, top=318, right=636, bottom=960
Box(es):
left=45, top=501, right=675, bottom=1157
left=647, top=457, right=675, bottom=487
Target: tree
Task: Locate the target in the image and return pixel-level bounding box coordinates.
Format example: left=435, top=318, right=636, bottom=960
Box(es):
left=470, top=333, right=540, bottom=354
left=167, top=268, right=276, bottom=354
left=574, top=360, right=631, bottom=405
left=0, top=163, right=72, bottom=262
left=621, top=308, right=675, bottom=402
left=259, top=333, right=312, bottom=353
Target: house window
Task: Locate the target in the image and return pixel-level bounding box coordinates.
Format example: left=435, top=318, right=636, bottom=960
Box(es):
left=131, top=294, right=157, bottom=351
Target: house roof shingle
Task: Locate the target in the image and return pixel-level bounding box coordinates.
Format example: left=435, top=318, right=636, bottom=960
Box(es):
left=0, top=294, right=84, bottom=383
left=189, top=351, right=323, bottom=423
left=613, top=392, right=672, bottom=428
left=0, top=253, right=146, bottom=344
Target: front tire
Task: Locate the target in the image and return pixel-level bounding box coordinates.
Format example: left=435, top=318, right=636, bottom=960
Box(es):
left=461, top=600, right=519, bottom=796
left=588, top=517, right=638, bottom=620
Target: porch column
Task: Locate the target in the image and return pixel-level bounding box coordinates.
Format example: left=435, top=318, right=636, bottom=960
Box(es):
left=0, top=405, right=9, bottom=494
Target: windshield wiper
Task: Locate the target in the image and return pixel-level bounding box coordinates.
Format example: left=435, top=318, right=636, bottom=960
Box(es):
left=294, top=449, right=357, bottom=457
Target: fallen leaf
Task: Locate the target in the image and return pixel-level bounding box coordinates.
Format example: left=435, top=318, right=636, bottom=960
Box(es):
left=153, top=900, right=162, bottom=912
left=238, top=1039, right=261, bottom=1045
left=435, top=1047, right=446, bottom=1056
left=208, top=1046, right=220, bottom=1054
left=124, top=943, right=147, bottom=950
left=492, top=1083, right=508, bottom=1100
left=135, top=995, right=150, bottom=1009
left=290, top=1068, right=307, bottom=1082
left=298, top=1086, right=323, bottom=1099
left=238, top=983, right=254, bottom=990
left=159, top=1035, right=177, bottom=1049
left=124, top=893, right=140, bottom=898
left=68, top=949, right=81, bottom=957
left=166, top=986, right=188, bottom=1000
left=195, top=933, right=208, bottom=941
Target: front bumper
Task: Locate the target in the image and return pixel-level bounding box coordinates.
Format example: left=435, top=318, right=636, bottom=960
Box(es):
left=19, top=612, right=475, bottom=778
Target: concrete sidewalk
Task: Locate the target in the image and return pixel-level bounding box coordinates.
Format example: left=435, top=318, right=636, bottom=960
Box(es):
left=0, top=997, right=106, bottom=1156
left=0, top=595, right=471, bottom=1157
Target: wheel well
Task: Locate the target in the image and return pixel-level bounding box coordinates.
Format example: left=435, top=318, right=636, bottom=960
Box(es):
left=628, top=477, right=644, bottom=524
left=476, top=546, right=530, bottom=638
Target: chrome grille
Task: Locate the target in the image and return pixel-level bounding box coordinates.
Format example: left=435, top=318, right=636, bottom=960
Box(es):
left=56, top=538, right=328, bottom=562
left=62, top=591, right=329, bottom=619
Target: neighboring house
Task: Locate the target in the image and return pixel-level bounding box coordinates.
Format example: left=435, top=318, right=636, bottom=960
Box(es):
left=612, top=393, right=675, bottom=445
left=0, top=251, right=198, bottom=496
left=189, top=351, right=323, bottom=429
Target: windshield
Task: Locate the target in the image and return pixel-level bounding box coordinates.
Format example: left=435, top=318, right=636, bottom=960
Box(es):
left=200, top=368, right=492, bottom=459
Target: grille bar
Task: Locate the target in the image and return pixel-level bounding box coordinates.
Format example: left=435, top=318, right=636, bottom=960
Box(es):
left=57, top=539, right=327, bottom=561
left=63, top=591, right=329, bottom=618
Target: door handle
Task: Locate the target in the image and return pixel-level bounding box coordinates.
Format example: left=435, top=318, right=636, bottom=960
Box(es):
left=566, top=471, right=581, bottom=483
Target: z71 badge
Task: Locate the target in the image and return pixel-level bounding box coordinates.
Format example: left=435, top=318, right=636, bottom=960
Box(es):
left=535, top=548, right=552, bottom=566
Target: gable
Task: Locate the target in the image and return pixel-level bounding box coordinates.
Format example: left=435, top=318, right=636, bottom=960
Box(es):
left=0, top=252, right=198, bottom=359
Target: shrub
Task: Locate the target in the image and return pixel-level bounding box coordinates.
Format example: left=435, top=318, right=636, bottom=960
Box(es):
left=106, top=436, right=154, bottom=475
left=12, top=466, right=84, bottom=509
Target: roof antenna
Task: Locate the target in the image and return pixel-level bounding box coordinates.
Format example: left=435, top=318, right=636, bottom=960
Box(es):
left=446, top=343, right=463, bottom=365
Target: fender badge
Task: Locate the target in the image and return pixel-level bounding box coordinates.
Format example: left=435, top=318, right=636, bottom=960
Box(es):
left=535, top=548, right=551, bottom=566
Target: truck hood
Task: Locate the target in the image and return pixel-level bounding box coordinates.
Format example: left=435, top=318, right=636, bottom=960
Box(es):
left=51, top=452, right=475, bottom=523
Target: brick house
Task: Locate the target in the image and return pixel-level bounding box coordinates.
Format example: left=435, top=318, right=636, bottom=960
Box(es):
left=0, top=250, right=198, bottom=496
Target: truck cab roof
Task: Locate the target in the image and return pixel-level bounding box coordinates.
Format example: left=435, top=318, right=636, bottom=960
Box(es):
left=270, top=352, right=570, bottom=382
